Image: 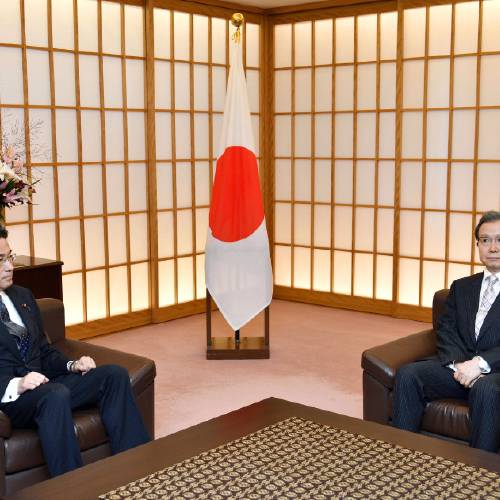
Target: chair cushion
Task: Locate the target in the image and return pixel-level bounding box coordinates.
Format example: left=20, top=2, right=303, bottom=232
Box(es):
left=5, top=409, right=108, bottom=474
left=422, top=399, right=470, bottom=442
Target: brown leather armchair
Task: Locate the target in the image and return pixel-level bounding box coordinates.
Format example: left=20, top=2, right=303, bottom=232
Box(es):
left=0, top=298, right=156, bottom=496
left=362, top=289, right=474, bottom=445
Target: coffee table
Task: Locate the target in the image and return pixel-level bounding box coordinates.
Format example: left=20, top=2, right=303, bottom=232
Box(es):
left=8, top=398, right=500, bottom=499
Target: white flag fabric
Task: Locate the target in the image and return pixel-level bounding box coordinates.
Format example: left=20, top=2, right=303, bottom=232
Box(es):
left=205, top=40, right=273, bottom=331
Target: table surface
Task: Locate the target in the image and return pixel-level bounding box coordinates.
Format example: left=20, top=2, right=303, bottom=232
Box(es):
left=9, top=398, right=500, bottom=500
left=13, top=255, right=63, bottom=269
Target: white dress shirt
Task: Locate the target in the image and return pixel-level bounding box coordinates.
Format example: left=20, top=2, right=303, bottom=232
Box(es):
left=0, top=292, right=26, bottom=403
left=475, top=270, right=500, bottom=373
left=475, top=269, right=500, bottom=335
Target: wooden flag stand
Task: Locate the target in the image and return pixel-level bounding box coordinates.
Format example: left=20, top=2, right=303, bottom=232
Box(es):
left=206, top=290, right=270, bottom=360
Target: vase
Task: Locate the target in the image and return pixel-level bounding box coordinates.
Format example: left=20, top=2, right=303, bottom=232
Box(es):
left=0, top=206, right=5, bottom=226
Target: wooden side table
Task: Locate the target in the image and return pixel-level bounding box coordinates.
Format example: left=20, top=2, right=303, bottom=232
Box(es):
left=13, top=255, right=63, bottom=300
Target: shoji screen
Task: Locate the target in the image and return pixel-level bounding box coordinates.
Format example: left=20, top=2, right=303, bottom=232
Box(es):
left=0, top=0, right=148, bottom=330
left=0, top=0, right=263, bottom=334
left=273, top=11, right=398, bottom=310
left=273, top=0, right=500, bottom=318
left=399, top=1, right=500, bottom=308
left=152, top=8, right=261, bottom=312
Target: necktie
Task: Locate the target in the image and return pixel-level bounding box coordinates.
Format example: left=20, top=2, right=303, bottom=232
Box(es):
left=0, top=296, right=30, bottom=361
left=475, top=276, right=499, bottom=339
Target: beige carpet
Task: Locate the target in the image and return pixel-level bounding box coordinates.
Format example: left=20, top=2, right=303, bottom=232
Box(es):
left=88, top=300, right=428, bottom=438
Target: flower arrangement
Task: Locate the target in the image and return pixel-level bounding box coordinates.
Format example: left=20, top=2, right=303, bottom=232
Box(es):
left=0, top=145, right=36, bottom=210
left=0, top=111, right=44, bottom=220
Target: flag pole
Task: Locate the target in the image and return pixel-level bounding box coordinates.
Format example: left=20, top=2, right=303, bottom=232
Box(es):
left=231, top=12, right=243, bottom=347
left=205, top=11, right=271, bottom=360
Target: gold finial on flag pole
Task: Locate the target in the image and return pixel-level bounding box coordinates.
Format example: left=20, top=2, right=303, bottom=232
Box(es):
left=231, top=13, right=244, bottom=44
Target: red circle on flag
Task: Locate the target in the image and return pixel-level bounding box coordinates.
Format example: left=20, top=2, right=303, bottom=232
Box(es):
left=209, top=145, right=265, bottom=242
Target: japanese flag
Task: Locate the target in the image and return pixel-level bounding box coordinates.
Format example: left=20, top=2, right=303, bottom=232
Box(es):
left=205, top=39, right=273, bottom=331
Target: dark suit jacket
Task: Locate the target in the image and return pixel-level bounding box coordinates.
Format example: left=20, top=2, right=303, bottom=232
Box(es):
left=0, top=285, right=69, bottom=396
left=437, top=272, right=500, bottom=371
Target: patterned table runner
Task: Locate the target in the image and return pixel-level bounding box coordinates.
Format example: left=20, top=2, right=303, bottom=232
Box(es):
left=101, top=417, right=500, bottom=499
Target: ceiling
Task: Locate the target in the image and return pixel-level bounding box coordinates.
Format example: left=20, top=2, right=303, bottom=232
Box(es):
left=231, top=0, right=320, bottom=8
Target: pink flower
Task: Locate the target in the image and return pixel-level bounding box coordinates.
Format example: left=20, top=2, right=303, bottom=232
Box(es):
left=2, top=146, right=14, bottom=164
left=4, top=192, right=20, bottom=203
left=12, top=159, right=23, bottom=173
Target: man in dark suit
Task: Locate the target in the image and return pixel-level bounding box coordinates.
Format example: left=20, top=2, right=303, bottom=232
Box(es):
left=0, top=227, right=150, bottom=476
left=393, top=210, right=500, bottom=452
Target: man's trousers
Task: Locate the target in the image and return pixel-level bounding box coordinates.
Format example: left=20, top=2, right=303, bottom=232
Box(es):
left=0, top=364, right=150, bottom=476
left=392, top=359, right=500, bottom=452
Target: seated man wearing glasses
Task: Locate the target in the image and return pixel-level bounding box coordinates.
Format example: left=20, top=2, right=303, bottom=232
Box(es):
left=0, top=227, right=150, bottom=476
left=393, top=210, right=500, bottom=452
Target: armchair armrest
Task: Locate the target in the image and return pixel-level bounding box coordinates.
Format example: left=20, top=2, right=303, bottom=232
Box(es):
left=362, top=328, right=436, bottom=389
left=0, top=411, right=12, bottom=439
left=53, top=339, right=156, bottom=396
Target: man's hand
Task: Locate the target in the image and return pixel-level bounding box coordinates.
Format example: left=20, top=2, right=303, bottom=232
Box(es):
left=71, top=356, right=96, bottom=375
left=18, top=372, right=48, bottom=394
left=454, top=358, right=482, bottom=388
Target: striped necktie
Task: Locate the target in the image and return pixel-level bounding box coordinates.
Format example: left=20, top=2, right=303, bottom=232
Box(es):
left=475, top=276, right=499, bottom=339
left=0, top=296, right=30, bottom=361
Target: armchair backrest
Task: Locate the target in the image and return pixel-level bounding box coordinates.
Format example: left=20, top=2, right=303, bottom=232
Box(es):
left=432, top=289, right=449, bottom=331
left=36, top=298, right=66, bottom=343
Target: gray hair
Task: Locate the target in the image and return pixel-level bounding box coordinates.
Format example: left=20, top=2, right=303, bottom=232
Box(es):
left=475, top=211, right=500, bottom=240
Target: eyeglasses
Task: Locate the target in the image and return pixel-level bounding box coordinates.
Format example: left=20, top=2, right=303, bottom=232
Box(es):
left=0, top=253, right=16, bottom=267
left=478, top=237, right=500, bottom=247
